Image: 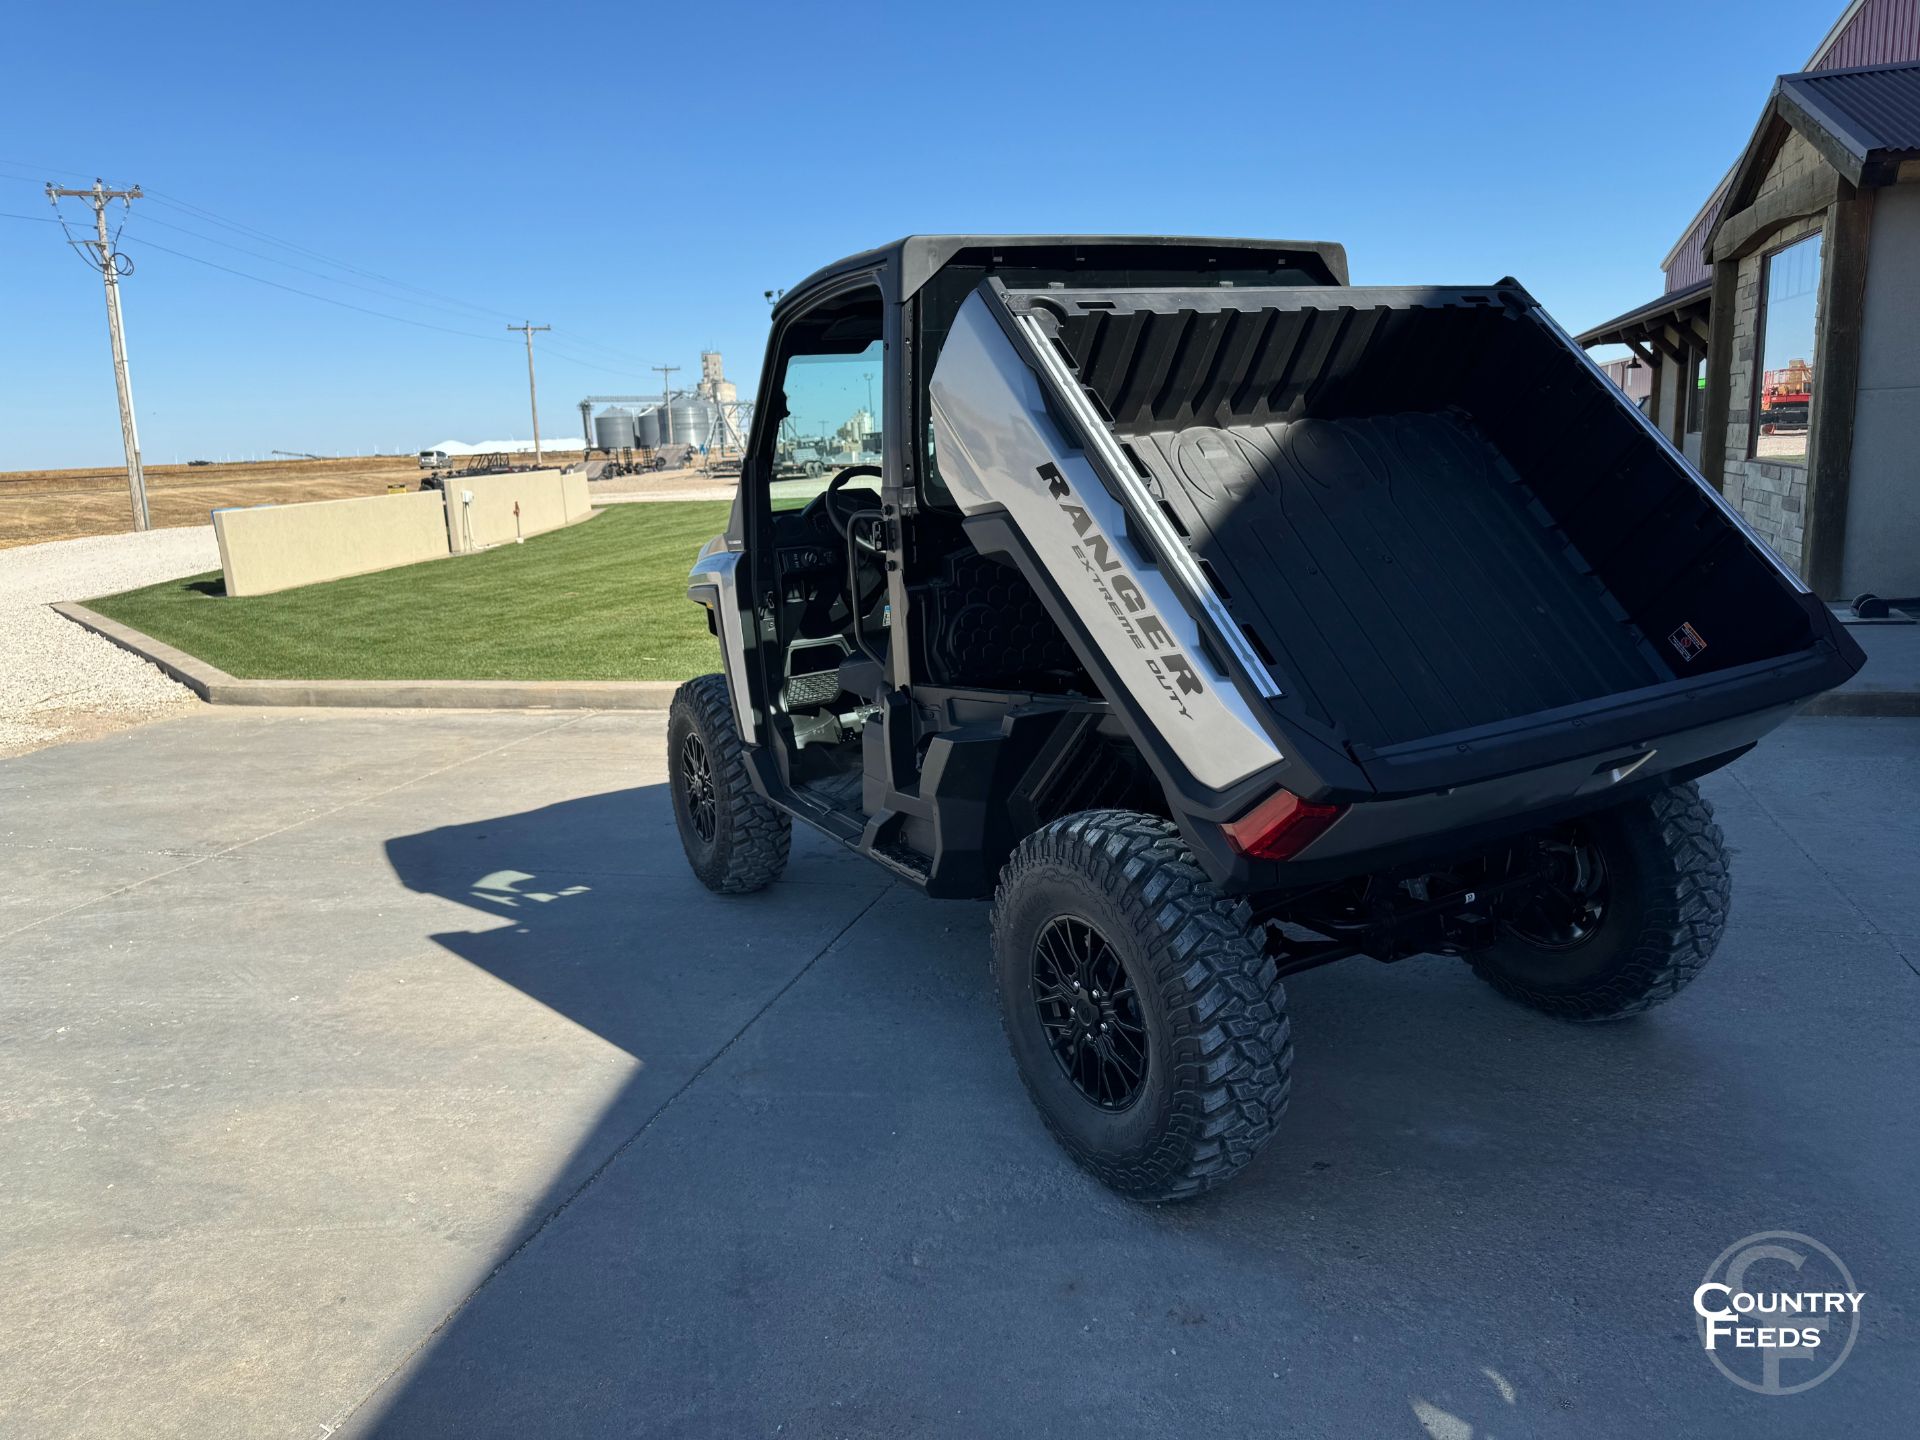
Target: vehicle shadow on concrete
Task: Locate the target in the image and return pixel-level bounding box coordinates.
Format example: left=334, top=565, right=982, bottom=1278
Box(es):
left=361, top=783, right=1909, bottom=1438
left=374, top=781, right=886, bottom=1244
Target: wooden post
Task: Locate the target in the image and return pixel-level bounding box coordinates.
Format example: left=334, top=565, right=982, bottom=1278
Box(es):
left=1700, top=259, right=1741, bottom=497
left=508, top=323, right=551, bottom=467
left=1647, top=347, right=1665, bottom=441
left=1801, top=185, right=1876, bottom=598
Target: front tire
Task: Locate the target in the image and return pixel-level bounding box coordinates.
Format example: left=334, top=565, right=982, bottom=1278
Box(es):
left=990, top=811, right=1292, bottom=1202
left=668, top=674, right=790, bottom=894
left=1468, top=782, right=1730, bottom=1020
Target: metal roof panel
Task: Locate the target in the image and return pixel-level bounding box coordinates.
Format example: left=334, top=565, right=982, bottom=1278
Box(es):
left=1782, top=60, right=1920, bottom=158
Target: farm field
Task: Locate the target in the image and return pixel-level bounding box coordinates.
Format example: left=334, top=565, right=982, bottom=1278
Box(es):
left=0, top=454, right=426, bottom=549
left=3, top=453, right=752, bottom=548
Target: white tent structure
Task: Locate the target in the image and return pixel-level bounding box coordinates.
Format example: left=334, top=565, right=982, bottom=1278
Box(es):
left=423, top=437, right=587, bottom=457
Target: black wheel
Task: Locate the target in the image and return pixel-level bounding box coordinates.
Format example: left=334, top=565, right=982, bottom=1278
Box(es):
left=990, top=811, right=1292, bottom=1202
left=668, top=674, right=790, bottom=894
left=1468, top=782, right=1730, bottom=1021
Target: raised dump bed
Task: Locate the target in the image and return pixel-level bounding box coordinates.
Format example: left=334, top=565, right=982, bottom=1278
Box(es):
left=1000, top=282, right=1859, bottom=779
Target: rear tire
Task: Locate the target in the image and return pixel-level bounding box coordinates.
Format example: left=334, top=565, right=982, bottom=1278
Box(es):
left=990, top=811, right=1292, bottom=1202
left=669, top=674, right=790, bottom=894
left=1468, top=782, right=1730, bottom=1021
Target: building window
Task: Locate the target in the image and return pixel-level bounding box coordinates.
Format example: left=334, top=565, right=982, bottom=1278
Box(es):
left=1750, top=231, right=1822, bottom=464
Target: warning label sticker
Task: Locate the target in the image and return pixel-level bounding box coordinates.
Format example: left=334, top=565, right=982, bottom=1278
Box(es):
left=1669, top=621, right=1709, bottom=663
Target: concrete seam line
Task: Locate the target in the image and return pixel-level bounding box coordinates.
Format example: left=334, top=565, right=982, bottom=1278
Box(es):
left=325, top=879, right=898, bottom=1435
left=48, top=601, right=680, bottom=711
left=0, top=711, right=595, bottom=948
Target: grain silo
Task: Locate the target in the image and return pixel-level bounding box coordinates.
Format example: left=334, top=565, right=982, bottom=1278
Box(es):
left=666, top=395, right=717, bottom=449
left=593, top=406, right=636, bottom=450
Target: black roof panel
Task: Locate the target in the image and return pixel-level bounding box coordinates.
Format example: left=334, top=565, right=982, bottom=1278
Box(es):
left=1781, top=60, right=1920, bottom=163
left=773, top=235, right=1350, bottom=319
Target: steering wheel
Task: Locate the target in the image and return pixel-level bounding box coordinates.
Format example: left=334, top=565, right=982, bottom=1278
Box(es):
left=824, top=465, right=884, bottom=550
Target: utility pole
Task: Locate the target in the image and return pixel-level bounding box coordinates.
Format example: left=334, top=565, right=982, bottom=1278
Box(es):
left=47, top=180, right=149, bottom=530
left=651, top=364, right=680, bottom=443
left=508, top=322, right=550, bottom=465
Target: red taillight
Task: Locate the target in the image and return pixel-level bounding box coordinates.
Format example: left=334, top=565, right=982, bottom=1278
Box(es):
left=1222, top=788, right=1344, bottom=861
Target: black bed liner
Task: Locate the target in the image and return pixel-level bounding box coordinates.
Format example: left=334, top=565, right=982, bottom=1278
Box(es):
left=1003, top=281, right=1861, bottom=777
left=1129, top=412, right=1662, bottom=749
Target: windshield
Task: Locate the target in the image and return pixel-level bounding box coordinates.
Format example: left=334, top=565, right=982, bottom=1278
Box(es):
left=769, top=337, right=883, bottom=512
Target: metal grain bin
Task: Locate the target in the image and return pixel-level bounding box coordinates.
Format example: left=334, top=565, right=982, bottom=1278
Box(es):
left=593, top=406, right=636, bottom=450
left=666, top=395, right=716, bottom=449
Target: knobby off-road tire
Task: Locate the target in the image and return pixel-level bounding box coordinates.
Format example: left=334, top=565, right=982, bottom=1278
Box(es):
left=990, top=810, right=1292, bottom=1202
left=668, top=674, right=790, bottom=894
left=1469, top=782, right=1730, bottom=1021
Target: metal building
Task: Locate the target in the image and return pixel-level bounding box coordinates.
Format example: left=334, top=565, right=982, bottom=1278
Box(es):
left=1578, top=0, right=1920, bottom=600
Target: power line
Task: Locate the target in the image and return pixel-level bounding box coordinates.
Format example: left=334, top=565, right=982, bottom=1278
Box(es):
left=142, top=188, right=527, bottom=324
left=146, top=187, right=658, bottom=364
left=544, top=328, right=655, bottom=366
left=117, top=232, right=643, bottom=377
left=124, top=235, right=514, bottom=342
left=532, top=336, right=652, bottom=377
left=124, top=211, right=647, bottom=371
left=13, top=164, right=661, bottom=371
left=0, top=156, right=100, bottom=182
left=25, top=167, right=663, bottom=396
left=126, top=210, right=529, bottom=324
left=139, top=190, right=656, bottom=368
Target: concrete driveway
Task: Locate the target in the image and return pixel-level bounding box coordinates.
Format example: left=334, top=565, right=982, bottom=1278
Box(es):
left=1, top=709, right=1914, bottom=1438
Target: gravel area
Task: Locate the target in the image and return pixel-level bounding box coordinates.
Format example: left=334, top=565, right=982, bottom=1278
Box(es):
left=0, top=525, right=218, bottom=754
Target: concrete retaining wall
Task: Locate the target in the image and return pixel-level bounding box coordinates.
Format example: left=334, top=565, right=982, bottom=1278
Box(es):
left=443, top=470, right=589, bottom=553
left=214, top=471, right=596, bottom=597
left=214, top=490, right=451, bottom=598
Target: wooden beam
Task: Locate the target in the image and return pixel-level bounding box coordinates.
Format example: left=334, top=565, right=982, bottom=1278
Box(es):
left=1643, top=325, right=1691, bottom=367
left=1621, top=338, right=1659, bottom=369
left=1802, top=185, right=1876, bottom=598
left=1710, top=166, right=1842, bottom=262
left=1776, top=89, right=1870, bottom=189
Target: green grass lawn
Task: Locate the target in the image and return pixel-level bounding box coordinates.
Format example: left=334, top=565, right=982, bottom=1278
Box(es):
left=86, top=503, right=732, bottom=682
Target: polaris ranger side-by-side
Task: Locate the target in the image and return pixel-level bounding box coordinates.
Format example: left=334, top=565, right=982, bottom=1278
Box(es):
left=673, top=237, right=1863, bottom=1201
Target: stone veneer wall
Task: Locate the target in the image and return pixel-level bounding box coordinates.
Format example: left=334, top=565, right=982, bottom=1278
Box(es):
left=1720, top=131, right=1827, bottom=574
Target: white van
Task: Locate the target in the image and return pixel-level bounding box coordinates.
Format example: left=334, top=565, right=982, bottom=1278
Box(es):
left=418, top=449, right=451, bottom=470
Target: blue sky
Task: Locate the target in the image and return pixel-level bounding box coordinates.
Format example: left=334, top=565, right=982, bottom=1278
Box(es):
left=1, top=0, right=1848, bottom=470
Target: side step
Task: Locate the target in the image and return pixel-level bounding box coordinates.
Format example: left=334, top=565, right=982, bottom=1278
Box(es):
left=870, top=842, right=931, bottom=886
